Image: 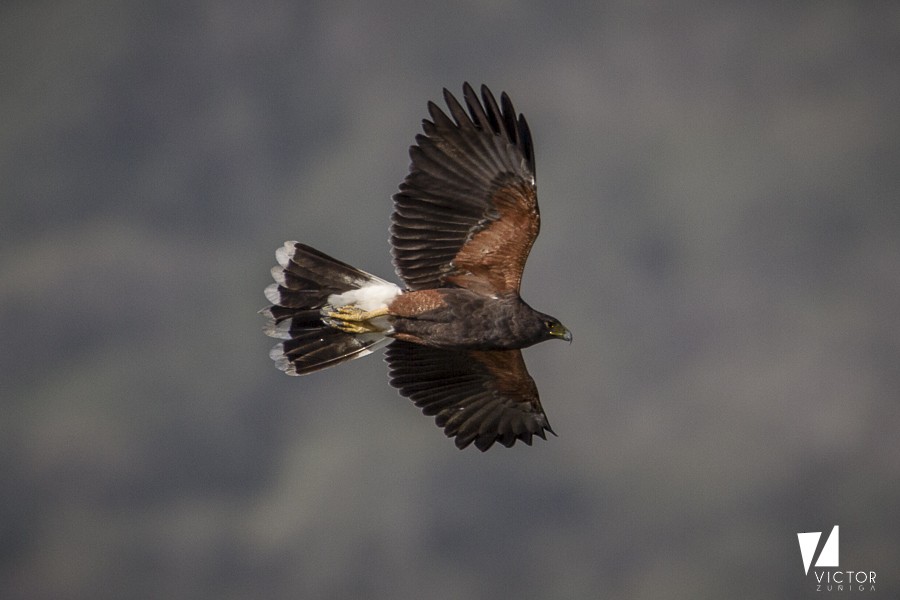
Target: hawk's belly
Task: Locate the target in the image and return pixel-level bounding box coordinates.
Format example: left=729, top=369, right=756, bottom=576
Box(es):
left=387, top=289, right=541, bottom=350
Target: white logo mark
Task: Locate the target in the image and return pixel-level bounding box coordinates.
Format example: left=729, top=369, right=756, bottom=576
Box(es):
left=798, top=525, right=839, bottom=575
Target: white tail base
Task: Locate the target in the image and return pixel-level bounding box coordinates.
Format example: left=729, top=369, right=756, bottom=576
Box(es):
left=327, top=282, right=402, bottom=312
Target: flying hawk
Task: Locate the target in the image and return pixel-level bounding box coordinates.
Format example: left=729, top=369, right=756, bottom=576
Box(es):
left=262, top=83, right=571, bottom=451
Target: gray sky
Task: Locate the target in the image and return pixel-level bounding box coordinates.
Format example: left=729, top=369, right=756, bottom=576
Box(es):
left=2, top=1, right=899, bottom=598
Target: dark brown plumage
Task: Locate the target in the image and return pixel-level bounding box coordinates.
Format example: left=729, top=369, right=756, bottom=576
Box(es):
left=262, top=83, right=571, bottom=450
left=391, top=84, right=539, bottom=295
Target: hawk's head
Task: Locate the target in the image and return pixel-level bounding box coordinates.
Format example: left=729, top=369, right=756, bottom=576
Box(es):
left=539, top=314, right=573, bottom=344
left=544, top=316, right=572, bottom=343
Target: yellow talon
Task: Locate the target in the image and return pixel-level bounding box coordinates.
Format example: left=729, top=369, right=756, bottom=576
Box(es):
left=327, top=306, right=389, bottom=322
left=328, top=320, right=379, bottom=334
left=322, top=305, right=389, bottom=333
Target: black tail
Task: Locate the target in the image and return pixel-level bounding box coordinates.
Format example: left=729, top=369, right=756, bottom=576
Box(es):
left=261, top=242, right=394, bottom=375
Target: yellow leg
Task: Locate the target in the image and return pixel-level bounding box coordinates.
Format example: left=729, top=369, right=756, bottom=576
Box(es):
left=326, top=305, right=389, bottom=322
left=322, top=305, right=389, bottom=333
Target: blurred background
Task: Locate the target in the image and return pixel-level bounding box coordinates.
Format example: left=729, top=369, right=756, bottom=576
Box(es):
left=2, top=1, right=899, bottom=598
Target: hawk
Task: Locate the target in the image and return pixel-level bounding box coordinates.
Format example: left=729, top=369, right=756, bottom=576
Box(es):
left=262, top=83, right=571, bottom=451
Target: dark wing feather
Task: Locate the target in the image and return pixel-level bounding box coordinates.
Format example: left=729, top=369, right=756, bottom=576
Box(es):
left=391, top=83, right=539, bottom=295
left=385, top=341, right=554, bottom=451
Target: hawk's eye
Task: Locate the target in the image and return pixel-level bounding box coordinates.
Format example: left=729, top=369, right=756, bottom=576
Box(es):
left=544, top=320, right=555, bottom=330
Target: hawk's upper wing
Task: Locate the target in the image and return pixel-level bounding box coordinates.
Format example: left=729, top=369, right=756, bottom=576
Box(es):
left=391, top=83, right=539, bottom=296
left=385, top=340, right=554, bottom=450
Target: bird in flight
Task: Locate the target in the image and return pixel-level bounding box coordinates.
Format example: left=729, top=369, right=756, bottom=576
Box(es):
left=262, top=83, right=571, bottom=450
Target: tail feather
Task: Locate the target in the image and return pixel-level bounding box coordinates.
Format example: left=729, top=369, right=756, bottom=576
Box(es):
left=276, top=242, right=389, bottom=291
left=262, top=242, right=400, bottom=375
left=271, top=330, right=391, bottom=376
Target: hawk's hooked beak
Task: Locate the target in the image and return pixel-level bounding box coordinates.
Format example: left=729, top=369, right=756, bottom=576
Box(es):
left=550, top=322, right=573, bottom=344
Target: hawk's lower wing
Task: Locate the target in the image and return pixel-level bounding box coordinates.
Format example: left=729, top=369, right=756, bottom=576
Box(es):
left=385, top=341, right=554, bottom=451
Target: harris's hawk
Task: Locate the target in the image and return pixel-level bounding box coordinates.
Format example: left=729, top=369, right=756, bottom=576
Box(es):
left=262, top=83, right=571, bottom=451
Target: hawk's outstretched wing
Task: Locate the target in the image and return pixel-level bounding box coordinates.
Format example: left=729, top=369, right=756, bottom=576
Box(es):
left=391, top=83, right=539, bottom=296
left=385, top=340, right=554, bottom=451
